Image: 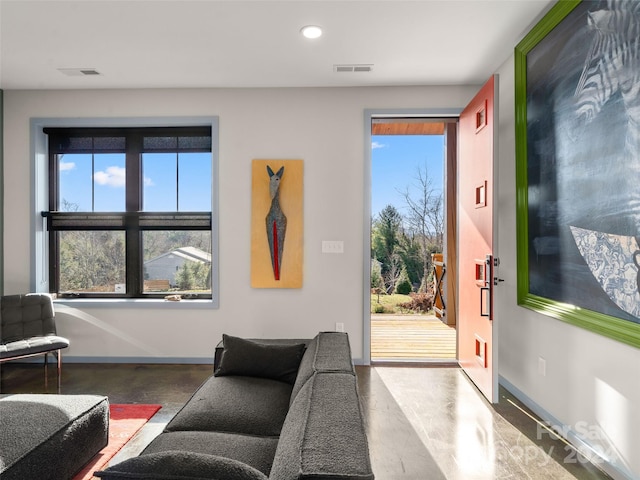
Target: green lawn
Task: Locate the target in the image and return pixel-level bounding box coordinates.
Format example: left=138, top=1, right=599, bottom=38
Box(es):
left=370, top=293, right=412, bottom=314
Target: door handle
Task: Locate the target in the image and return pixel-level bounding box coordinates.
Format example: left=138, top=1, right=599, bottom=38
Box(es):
left=475, top=255, right=494, bottom=319
left=480, top=286, right=491, bottom=317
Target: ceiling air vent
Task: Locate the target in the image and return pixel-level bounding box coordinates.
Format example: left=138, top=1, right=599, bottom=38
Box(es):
left=334, top=64, right=373, bottom=73
left=58, top=68, right=102, bottom=77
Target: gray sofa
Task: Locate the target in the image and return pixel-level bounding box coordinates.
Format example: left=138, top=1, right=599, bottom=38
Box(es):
left=96, top=331, right=374, bottom=480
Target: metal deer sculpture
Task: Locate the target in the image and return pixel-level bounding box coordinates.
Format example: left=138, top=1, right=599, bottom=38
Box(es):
left=266, top=165, right=287, bottom=280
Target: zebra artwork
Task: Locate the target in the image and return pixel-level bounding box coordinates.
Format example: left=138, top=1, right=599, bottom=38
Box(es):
left=573, top=1, right=640, bottom=138
left=568, top=0, right=640, bottom=320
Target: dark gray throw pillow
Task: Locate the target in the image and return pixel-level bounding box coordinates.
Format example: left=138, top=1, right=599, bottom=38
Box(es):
left=214, top=334, right=306, bottom=385
left=94, top=451, right=268, bottom=480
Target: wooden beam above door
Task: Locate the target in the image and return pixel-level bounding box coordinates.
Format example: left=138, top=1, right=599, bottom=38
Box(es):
left=371, top=119, right=445, bottom=136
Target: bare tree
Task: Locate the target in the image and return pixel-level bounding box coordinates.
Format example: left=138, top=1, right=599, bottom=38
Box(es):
left=400, top=162, right=444, bottom=291
left=386, top=252, right=404, bottom=294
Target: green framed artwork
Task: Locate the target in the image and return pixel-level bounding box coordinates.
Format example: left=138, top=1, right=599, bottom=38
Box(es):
left=515, top=0, right=640, bottom=349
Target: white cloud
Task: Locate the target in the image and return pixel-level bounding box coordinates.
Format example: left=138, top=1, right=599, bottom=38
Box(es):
left=144, top=176, right=154, bottom=186
left=59, top=161, right=76, bottom=171
left=94, top=166, right=126, bottom=187
left=372, top=141, right=387, bottom=150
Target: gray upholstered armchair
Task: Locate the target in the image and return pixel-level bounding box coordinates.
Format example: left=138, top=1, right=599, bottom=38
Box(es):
left=0, top=293, right=70, bottom=392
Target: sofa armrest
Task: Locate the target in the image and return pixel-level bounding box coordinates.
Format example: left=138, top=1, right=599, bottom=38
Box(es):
left=214, top=340, right=224, bottom=372
left=270, top=372, right=374, bottom=480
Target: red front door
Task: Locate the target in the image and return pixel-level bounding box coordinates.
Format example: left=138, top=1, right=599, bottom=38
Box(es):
left=458, top=76, right=498, bottom=403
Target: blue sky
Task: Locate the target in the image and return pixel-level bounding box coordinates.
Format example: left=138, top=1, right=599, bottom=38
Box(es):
left=58, top=140, right=441, bottom=217
left=58, top=152, right=211, bottom=212
left=371, top=135, right=445, bottom=219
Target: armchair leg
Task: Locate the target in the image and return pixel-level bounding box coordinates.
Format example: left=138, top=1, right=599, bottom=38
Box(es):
left=57, top=350, right=62, bottom=393
left=44, top=352, right=49, bottom=390
left=43, top=351, right=62, bottom=393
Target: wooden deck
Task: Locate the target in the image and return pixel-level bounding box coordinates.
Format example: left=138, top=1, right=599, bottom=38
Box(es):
left=371, top=314, right=457, bottom=361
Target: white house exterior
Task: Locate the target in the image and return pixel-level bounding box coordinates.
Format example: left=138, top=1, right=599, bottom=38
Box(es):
left=144, top=247, right=211, bottom=287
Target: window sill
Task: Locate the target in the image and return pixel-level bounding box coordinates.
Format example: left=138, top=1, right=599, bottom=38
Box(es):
left=53, top=297, right=218, bottom=309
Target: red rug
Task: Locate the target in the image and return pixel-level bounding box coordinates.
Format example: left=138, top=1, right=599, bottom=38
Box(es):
left=73, top=404, right=162, bottom=480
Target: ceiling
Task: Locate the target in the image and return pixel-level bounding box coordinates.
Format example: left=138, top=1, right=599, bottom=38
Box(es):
left=0, top=0, right=554, bottom=90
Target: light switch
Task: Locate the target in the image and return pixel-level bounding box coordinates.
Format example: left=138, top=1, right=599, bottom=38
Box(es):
left=322, top=240, right=344, bottom=253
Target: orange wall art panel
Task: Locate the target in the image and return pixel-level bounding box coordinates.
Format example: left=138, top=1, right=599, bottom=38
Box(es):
left=251, top=159, right=303, bottom=288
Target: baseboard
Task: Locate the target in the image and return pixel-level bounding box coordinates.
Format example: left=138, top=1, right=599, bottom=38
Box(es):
left=370, top=359, right=458, bottom=367
left=63, top=356, right=214, bottom=364
left=499, top=375, right=635, bottom=480
left=15, top=355, right=360, bottom=366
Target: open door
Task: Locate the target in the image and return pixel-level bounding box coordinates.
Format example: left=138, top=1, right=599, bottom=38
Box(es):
left=458, top=76, right=499, bottom=403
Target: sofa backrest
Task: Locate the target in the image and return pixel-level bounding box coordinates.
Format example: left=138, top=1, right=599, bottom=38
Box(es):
left=0, top=294, right=56, bottom=343
left=290, top=332, right=354, bottom=404
left=269, top=372, right=374, bottom=480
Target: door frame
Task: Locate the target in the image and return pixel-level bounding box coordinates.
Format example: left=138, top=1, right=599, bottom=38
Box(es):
left=363, top=108, right=461, bottom=365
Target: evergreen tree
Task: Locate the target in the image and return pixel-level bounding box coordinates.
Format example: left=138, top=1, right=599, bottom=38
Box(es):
left=394, top=265, right=413, bottom=295
left=370, top=260, right=384, bottom=290
left=397, top=233, right=423, bottom=288
left=371, top=205, right=404, bottom=292
left=175, top=263, right=195, bottom=290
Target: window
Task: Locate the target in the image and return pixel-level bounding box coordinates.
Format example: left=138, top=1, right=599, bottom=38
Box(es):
left=42, top=126, right=214, bottom=299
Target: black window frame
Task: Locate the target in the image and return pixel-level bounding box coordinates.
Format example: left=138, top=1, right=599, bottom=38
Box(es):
left=43, top=126, right=213, bottom=299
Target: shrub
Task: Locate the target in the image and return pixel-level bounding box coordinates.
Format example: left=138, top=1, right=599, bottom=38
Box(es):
left=371, top=287, right=384, bottom=303
left=373, top=303, right=386, bottom=314
left=398, top=292, right=434, bottom=314
left=394, top=266, right=412, bottom=295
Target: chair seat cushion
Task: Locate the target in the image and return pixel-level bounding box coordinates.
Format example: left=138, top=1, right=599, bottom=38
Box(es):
left=0, top=335, right=69, bottom=359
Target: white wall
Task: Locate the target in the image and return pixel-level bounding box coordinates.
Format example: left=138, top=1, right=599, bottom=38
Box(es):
left=495, top=56, right=640, bottom=480
left=2, top=85, right=476, bottom=363
left=6, top=76, right=638, bottom=479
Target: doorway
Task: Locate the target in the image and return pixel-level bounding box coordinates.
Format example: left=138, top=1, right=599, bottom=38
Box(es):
left=366, top=114, right=458, bottom=363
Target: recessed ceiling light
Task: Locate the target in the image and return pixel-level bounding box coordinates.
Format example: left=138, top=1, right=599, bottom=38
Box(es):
left=334, top=64, right=373, bottom=73
left=58, top=68, right=101, bottom=77
left=301, top=25, right=322, bottom=39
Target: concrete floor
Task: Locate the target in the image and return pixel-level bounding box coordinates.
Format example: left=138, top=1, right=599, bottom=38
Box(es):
left=0, top=362, right=612, bottom=479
